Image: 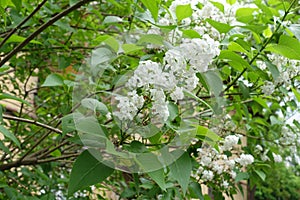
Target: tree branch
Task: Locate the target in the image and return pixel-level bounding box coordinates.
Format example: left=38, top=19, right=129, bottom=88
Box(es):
left=2, top=114, right=62, bottom=134
left=0, top=0, right=92, bottom=67
left=0, top=153, right=79, bottom=171
left=0, top=0, right=48, bottom=48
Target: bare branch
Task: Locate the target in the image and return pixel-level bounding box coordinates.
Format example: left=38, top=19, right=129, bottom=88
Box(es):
left=2, top=114, right=62, bottom=134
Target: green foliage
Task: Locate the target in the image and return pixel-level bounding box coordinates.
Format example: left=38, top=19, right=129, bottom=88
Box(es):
left=255, top=163, right=300, bottom=200
left=0, top=0, right=300, bottom=199
left=68, top=150, right=114, bottom=196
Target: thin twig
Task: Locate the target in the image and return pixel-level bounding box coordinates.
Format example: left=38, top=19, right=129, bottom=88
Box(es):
left=0, top=0, right=92, bottom=67
left=0, top=0, right=48, bottom=48
left=2, top=114, right=62, bottom=134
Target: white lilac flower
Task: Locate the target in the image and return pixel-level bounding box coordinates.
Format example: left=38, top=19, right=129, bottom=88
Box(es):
left=230, top=170, right=237, bottom=179
left=222, top=180, right=229, bottom=189
left=236, top=154, right=254, bottom=166
left=212, top=164, right=224, bottom=174
left=222, top=135, right=239, bottom=151
left=256, top=60, right=267, bottom=70
left=170, top=86, right=184, bottom=102
left=152, top=101, right=169, bottom=121
left=180, top=35, right=220, bottom=73
left=200, top=156, right=212, bottom=167
left=164, top=48, right=186, bottom=71
left=272, top=153, right=282, bottom=163
left=202, top=170, right=214, bottom=181
left=255, top=144, right=263, bottom=152
left=225, top=159, right=235, bottom=170
left=261, top=81, right=275, bottom=96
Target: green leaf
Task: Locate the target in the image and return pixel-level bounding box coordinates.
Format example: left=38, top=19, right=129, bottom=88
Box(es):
left=0, top=125, right=20, bottom=148
left=148, top=168, right=166, bottom=190
left=228, top=41, right=249, bottom=54
left=206, top=19, right=233, bottom=34
left=263, top=26, right=272, bottom=38
left=141, top=0, right=159, bottom=22
left=288, top=24, right=300, bottom=41
left=0, top=0, right=14, bottom=8
left=235, top=172, right=249, bottom=182
left=188, top=182, right=204, bottom=200
left=169, top=152, right=192, bottom=194
left=176, top=4, right=193, bottom=21
left=266, top=61, right=280, bottom=80
left=239, top=81, right=250, bottom=98
left=235, top=8, right=258, bottom=23
left=196, top=125, right=221, bottom=146
left=253, top=97, right=269, bottom=109
left=0, top=65, right=10, bottom=72
left=102, top=16, right=123, bottom=24
left=183, top=89, right=212, bottom=110
left=0, top=105, right=2, bottom=123
left=182, top=29, right=201, bottom=38
left=91, top=47, right=115, bottom=67
left=292, top=88, right=300, bottom=102
left=61, top=114, right=76, bottom=134
left=138, top=34, right=164, bottom=46
left=203, top=71, right=223, bottom=98
left=68, top=150, right=114, bottom=196
left=94, top=35, right=119, bottom=52
left=0, top=93, right=30, bottom=105
left=265, top=35, right=300, bottom=60
left=11, top=0, right=21, bottom=11
left=58, top=55, right=71, bottom=69
left=122, top=44, right=144, bottom=54
left=0, top=140, right=11, bottom=154
left=81, top=98, right=108, bottom=115
left=0, top=34, right=41, bottom=44
left=219, top=50, right=250, bottom=71
left=226, top=0, right=236, bottom=5
left=254, top=170, right=266, bottom=181
left=124, top=141, right=148, bottom=153
left=135, top=152, right=164, bottom=172
left=210, top=1, right=224, bottom=13
left=41, top=73, right=64, bottom=87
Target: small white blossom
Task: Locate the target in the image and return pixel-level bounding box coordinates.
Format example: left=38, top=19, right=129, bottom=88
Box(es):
left=170, top=86, right=184, bottom=102
left=261, top=81, right=275, bottom=96
left=222, top=135, right=239, bottom=151
left=222, top=180, right=229, bottom=189
left=236, top=154, right=254, bottom=166
left=202, top=170, right=214, bottom=181
left=272, top=153, right=282, bottom=163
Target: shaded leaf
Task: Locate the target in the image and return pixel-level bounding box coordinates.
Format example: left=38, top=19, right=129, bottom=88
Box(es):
left=254, top=170, right=266, bottom=181
left=169, top=152, right=192, bottom=194
left=68, top=150, right=114, bottom=196
left=148, top=168, right=166, bottom=190
left=122, top=43, right=143, bottom=54
left=0, top=92, right=30, bottom=105
left=138, top=34, right=164, bottom=45
left=81, top=98, right=108, bottom=115
left=235, top=172, right=249, bottom=182
left=0, top=125, right=20, bottom=147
